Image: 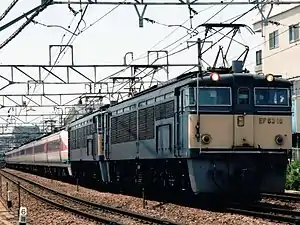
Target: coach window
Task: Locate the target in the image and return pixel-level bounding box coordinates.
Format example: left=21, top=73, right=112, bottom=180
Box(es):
left=237, top=88, right=250, bottom=104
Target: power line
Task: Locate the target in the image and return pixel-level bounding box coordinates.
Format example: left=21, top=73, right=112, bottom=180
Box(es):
left=91, top=6, right=256, bottom=106
left=134, top=4, right=254, bottom=67
left=98, top=1, right=237, bottom=88
left=5, top=6, right=85, bottom=128
left=85, top=5, right=217, bottom=87
left=7, top=1, right=254, bottom=128
left=31, top=20, right=78, bottom=36
left=0, top=1, right=53, bottom=50
left=52, top=1, right=300, bottom=5
left=12, top=2, right=126, bottom=126
left=228, top=26, right=291, bottom=65
left=31, top=1, right=126, bottom=94
left=0, top=0, right=20, bottom=22
left=245, top=38, right=299, bottom=67
left=79, top=0, right=126, bottom=34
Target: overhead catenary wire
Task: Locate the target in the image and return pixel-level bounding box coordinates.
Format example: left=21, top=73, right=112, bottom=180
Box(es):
left=227, top=25, right=291, bottom=65
left=89, top=5, right=219, bottom=84
left=245, top=37, right=300, bottom=67
left=0, top=0, right=53, bottom=51
left=8, top=12, right=80, bottom=127
left=72, top=5, right=256, bottom=112
left=11, top=1, right=127, bottom=128
left=0, top=0, right=20, bottom=22
left=29, top=1, right=126, bottom=97
left=87, top=5, right=257, bottom=106
left=10, top=2, right=253, bottom=130
left=31, top=4, right=89, bottom=96
left=97, top=1, right=240, bottom=87
left=5, top=5, right=85, bottom=128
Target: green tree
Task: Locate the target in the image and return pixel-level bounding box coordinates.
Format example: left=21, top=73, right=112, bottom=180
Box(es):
left=286, top=161, right=300, bottom=190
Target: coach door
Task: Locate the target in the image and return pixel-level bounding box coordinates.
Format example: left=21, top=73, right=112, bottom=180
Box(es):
left=233, top=87, right=254, bottom=147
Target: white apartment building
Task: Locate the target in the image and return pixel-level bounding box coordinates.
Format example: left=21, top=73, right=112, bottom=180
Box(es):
left=253, top=4, right=300, bottom=78
left=253, top=4, right=300, bottom=133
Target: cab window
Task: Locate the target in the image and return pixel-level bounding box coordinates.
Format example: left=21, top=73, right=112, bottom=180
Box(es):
left=237, top=88, right=250, bottom=104
left=198, top=87, right=231, bottom=105
left=255, top=88, right=289, bottom=106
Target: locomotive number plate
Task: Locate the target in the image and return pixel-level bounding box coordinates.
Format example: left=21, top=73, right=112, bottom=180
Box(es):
left=259, top=117, right=283, bottom=124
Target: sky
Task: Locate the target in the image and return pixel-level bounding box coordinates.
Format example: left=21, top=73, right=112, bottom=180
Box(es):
left=0, top=0, right=293, bottom=135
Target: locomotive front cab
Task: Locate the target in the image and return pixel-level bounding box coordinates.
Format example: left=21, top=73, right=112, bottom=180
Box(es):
left=179, top=72, right=292, bottom=196
left=185, top=73, right=292, bottom=153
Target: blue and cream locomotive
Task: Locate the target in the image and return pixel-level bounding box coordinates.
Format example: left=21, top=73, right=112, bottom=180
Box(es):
left=68, top=61, right=292, bottom=198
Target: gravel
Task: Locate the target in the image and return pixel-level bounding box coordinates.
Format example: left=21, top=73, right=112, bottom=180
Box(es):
left=260, top=197, right=300, bottom=210
left=3, top=168, right=289, bottom=225
left=0, top=174, right=98, bottom=225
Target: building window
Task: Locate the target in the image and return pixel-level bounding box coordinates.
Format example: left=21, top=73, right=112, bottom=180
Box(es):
left=256, top=50, right=262, bottom=65
left=269, top=30, right=279, bottom=50
left=289, top=24, right=299, bottom=43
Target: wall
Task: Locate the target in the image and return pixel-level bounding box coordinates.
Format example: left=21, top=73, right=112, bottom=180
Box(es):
left=253, top=6, right=300, bottom=79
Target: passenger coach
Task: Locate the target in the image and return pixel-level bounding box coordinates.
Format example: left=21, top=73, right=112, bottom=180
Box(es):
left=5, top=130, right=71, bottom=176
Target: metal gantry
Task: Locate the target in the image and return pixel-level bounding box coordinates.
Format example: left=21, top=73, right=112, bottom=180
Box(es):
left=0, top=48, right=189, bottom=141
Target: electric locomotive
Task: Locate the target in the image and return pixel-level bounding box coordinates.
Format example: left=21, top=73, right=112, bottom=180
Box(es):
left=4, top=61, right=292, bottom=200
left=186, top=69, right=291, bottom=196
left=67, top=60, right=292, bottom=198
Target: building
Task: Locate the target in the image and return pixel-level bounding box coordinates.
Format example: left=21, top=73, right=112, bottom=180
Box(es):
left=253, top=4, right=300, bottom=138
left=253, top=4, right=300, bottom=78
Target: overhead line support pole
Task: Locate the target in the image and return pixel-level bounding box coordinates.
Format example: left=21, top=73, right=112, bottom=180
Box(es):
left=52, top=0, right=293, bottom=27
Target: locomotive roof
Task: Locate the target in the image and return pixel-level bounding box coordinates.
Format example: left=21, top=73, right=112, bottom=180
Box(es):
left=68, top=71, right=292, bottom=124
left=108, top=71, right=292, bottom=108
left=188, top=72, right=292, bottom=87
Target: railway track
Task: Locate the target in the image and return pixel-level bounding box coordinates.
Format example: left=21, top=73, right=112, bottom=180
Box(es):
left=0, top=169, right=181, bottom=225
left=262, top=192, right=300, bottom=202
left=226, top=202, right=300, bottom=224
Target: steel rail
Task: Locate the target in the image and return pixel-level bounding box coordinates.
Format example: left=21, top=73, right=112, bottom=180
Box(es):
left=0, top=171, right=122, bottom=224
left=1, top=169, right=181, bottom=225
left=226, top=202, right=300, bottom=224
left=262, top=192, right=300, bottom=202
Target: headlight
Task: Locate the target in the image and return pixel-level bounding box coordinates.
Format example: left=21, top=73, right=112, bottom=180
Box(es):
left=210, top=72, right=220, bottom=81
left=201, top=134, right=212, bottom=145
left=275, top=134, right=284, bottom=145
left=265, top=74, right=274, bottom=82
